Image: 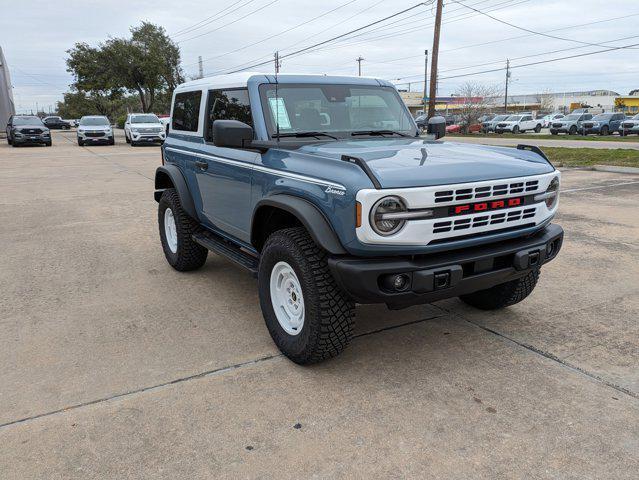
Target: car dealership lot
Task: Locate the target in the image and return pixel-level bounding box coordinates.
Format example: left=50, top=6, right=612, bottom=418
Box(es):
left=1, top=130, right=638, bottom=478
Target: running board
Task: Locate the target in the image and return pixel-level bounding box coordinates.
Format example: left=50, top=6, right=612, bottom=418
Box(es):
left=192, top=231, right=259, bottom=277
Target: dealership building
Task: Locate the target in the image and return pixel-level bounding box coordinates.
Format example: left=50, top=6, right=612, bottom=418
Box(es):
left=400, top=89, right=639, bottom=116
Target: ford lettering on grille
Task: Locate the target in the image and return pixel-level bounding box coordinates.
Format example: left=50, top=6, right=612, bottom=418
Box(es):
left=449, top=197, right=523, bottom=216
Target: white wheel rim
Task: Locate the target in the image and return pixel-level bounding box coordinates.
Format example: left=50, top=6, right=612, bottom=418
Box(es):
left=164, top=208, right=178, bottom=254
left=270, top=261, right=305, bottom=336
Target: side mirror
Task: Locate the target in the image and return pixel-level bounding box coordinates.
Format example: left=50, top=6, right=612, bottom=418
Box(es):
left=427, top=116, right=446, bottom=139
left=212, top=120, right=254, bottom=149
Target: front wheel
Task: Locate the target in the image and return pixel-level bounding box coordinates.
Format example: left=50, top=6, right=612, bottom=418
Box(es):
left=569, top=126, right=577, bottom=135
left=158, top=189, right=208, bottom=271
left=534, top=124, right=542, bottom=133
left=460, top=269, right=539, bottom=310
left=125, top=132, right=131, bottom=144
left=512, top=126, right=520, bottom=134
left=78, top=138, right=84, bottom=146
left=600, top=126, right=609, bottom=136
left=258, top=227, right=355, bottom=364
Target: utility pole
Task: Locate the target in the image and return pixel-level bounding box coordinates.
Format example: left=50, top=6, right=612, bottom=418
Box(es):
left=423, top=49, right=428, bottom=113
left=428, top=0, right=443, bottom=118
left=504, top=59, right=511, bottom=113
left=356, top=56, right=365, bottom=76
left=198, top=56, right=203, bottom=79
left=274, top=51, right=281, bottom=74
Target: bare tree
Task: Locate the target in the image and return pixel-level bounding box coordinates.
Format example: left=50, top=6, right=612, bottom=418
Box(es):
left=453, top=82, right=502, bottom=133
left=538, top=90, right=555, bottom=113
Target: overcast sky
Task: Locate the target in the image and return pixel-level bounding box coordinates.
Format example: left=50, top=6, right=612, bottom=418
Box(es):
left=3, top=0, right=638, bottom=113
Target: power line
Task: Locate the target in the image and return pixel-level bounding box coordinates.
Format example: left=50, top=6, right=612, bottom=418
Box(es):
left=183, top=0, right=360, bottom=69
left=438, top=40, right=639, bottom=80
left=170, top=0, right=254, bottom=37
left=177, top=0, right=280, bottom=44
left=448, top=0, right=637, bottom=49
left=394, top=32, right=639, bottom=81
left=219, top=2, right=433, bottom=74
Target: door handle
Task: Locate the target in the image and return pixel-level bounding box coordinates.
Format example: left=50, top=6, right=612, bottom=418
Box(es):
left=195, top=160, right=208, bottom=171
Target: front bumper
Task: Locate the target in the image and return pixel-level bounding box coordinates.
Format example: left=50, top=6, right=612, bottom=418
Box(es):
left=13, top=134, right=50, bottom=144
left=329, top=224, right=563, bottom=309
left=78, top=132, right=113, bottom=143
left=131, top=131, right=165, bottom=143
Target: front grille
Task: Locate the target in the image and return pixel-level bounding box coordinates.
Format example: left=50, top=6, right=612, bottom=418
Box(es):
left=497, top=123, right=507, bottom=127
left=85, top=132, right=105, bottom=137
left=433, top=207, right=537, bottom=234
left=434, top=180, right=539, bottom=203
left=137, top=127, right=162, bottom=133
left=552, top=123, right=563, bottom=128
left=622, top=123, right=635, bottom=128
left=21, top=128, right=43, bottom=134
left=583, top=123, right=594, bottom=128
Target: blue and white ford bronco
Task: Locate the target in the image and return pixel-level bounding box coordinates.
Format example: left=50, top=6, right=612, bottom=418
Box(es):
left=155, top=73, right=563, bottom=364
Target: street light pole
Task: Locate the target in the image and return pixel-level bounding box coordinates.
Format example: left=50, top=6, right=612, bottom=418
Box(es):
left=423, top=49, right=428, bottom=114
left=356, top=56, right=364, bottom=76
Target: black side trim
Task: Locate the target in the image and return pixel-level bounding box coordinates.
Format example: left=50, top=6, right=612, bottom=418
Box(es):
left=517, top=144, right=552, bottom=165
left=192, top=230, right=259, bottom=277
left=341, top=154, right=382, bottom=189
left=154, top=165, right=198, bottom=220
left=252, top=195, right=347, bottom=255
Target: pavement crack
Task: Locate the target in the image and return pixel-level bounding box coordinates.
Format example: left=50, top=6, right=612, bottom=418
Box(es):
left=437, top=304, right=639, bottom=401
left=0, top=353, right=281, bottom=431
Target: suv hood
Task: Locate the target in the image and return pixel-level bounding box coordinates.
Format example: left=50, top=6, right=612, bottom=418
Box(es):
left=297, top=139, right=554, bottom=189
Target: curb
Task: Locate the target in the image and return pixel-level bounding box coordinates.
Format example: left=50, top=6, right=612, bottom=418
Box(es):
left=592, top=165, right=639, bottom=175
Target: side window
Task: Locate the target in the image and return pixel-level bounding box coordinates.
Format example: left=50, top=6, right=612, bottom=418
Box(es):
left=523, top=116, right=532, bottom=121
left=172, top=91, right=202, bottom=132
left=206, top=89, right=252, bottom=141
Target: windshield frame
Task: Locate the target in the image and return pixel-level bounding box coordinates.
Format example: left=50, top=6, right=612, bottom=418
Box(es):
left=80, top=116, right=110, bottom=126
left=565, top=114, right=581, bottom=121
left=258, top=83, right=418, bottom=140
left=130, top=114, right=160, bottom=124
left=506, top=115, right=522, bottom=121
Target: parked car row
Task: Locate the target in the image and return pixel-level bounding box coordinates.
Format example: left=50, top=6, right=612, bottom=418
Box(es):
left=620, top=113, right=639, bottom=136
left=5, top=113, right=167, bottom=148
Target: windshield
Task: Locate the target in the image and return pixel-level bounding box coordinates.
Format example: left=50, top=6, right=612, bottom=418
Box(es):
left=131, top=114, right=160, bottom=124
left=593, top=114, right=613, bottom=121
left=259, top=84, right=417, bottom=138
left=14, top=116, right=44, bottom=126
left=633, top=114, right=639, bottom=120
left=493, top=115, right=508, bottom=121
left=565, top=114, right=581, bottom=120
left=506, top=116, right=522, bottom=121
left=80, top=117, right=110, bottom=126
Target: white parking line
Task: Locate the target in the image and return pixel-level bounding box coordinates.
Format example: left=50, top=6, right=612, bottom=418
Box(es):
left=563, top=180, right=639, bottom=193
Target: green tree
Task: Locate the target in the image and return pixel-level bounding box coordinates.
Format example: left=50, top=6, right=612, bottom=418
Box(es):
left=66, top=22, right=182, bottom=113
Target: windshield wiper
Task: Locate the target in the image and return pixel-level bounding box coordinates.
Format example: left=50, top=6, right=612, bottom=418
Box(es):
left=272, top=131, right=339, bottom=140
left=351, top=129, right=412, bottom=138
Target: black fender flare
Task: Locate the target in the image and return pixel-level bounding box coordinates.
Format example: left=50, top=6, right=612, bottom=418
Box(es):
left=154, top=165, right=198, bottom=220
left=252, top=195, right=347, bottom=255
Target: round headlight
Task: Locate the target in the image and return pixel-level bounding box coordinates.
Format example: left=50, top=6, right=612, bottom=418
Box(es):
left=370, top=196, right=407, bottom=236
left=545, top=177, right=560, bottom=209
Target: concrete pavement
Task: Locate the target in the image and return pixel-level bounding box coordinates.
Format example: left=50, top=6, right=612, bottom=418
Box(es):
left=1, top=130, right=638, bottom=478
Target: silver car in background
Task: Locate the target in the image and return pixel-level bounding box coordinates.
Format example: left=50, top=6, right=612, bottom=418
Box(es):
left=77, top=116, right=114, bottom=146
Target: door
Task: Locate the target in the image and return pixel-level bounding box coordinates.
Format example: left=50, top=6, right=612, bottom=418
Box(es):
left=194, top=88, right=257, bottom=242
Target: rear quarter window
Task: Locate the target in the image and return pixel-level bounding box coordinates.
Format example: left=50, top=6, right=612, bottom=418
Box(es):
left=172, top=91, right=202, bottom=132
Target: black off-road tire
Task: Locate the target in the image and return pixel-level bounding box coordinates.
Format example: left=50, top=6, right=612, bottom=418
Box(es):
left=459, top=269, right=540, bottom=310
left=158, top=188, right=208, bottom=271
left=258, top=227, right=355, bottom=364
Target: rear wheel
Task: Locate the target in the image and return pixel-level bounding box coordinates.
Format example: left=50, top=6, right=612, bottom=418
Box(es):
left=258, top=227, right=355, bottom=364
left=158, top=188, right=208, bottom=271
left=460, top=269, right=539, bottom=310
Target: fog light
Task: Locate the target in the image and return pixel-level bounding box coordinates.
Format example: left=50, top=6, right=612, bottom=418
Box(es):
left=381, top=273, right=411, bottom=292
